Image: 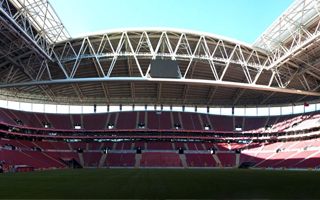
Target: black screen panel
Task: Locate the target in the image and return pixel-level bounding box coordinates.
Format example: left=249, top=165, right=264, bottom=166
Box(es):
left=150, top=59, right=181, bottom=78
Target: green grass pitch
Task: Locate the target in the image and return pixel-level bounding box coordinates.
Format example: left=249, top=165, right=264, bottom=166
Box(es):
left=0, top=168, right=319, bottom=199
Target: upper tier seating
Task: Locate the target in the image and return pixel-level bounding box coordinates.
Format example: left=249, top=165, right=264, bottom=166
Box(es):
left=1, top=107, right=320, bottom=133
left=146, top=141, right=173, bottom=150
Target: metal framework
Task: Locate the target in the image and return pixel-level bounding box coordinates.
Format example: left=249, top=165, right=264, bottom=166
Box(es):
left=253, top=0, right=320, bottom=104
left=0, top=28, right=319, bottom=105
left=0, top=0, right=70, bottom=58
left=0, top=0, right=320, bottom=106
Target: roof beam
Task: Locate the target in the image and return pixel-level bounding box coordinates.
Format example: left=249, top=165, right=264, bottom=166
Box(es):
left=157, top=83, right=162, bottom=103
left=0, top=3, right=51, bottom=59
left=1, top=77, right=320, bottom=97
left=232, top=89, right=246, bottom=105
left=206, top=87, right=217, bottom=105
left=266, top=31, right=320, bottom=70
left=0, top=48, right=55, bottom=100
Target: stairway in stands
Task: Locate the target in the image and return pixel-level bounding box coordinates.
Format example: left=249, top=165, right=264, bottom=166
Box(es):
left=78, top=153, right=84, bottom=167
left=98, top=154, right=107, bottom=168
left=135, top=154, right=142, bottom=168
left=179, top=154, right=188, bottom=168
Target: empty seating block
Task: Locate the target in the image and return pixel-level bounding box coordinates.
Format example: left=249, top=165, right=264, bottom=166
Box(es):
left=185, top=154, right=216, bottom=167
left=83, top=152, right=102, bottom=167
left=147, top=142, right=172, bottom=150
left=105, top=153, right=135, bottom=167
left=83, top=114, right=107, bottom=130
left=117, top=112, right=136, bottom=129
left=140, top=152, right=182, bottom=167
left=46, top=114, right=72, bottom=129
left=217, top=153, right=236, bottom=167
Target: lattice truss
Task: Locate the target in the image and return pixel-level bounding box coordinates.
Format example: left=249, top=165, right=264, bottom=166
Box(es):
left=2, top=28, right=320, bottom=105
left=255, top=0, right=320, bottom=99
left=0, top=0, right=70, bottom=57
left=0, top=0, right=69, bottom=101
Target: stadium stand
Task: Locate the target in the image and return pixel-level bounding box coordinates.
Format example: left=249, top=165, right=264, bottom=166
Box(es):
left=185, top=154, right=217, bottom=167
left=1, top=0, right=320, bottom=174
left=5, top=108, right=319, bottom=133
left=105, top=153, right=136, bottom=167
left=140, top=152, right=182, bottom=167
left=0, top=129, right=320, bottom=170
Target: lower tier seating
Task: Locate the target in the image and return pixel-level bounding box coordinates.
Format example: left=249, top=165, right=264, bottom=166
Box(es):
left=140, top=152, right=182, bottom=167
left=105, top=153, right=135, bottom=167
left=0, top=138, right=320, bottom=171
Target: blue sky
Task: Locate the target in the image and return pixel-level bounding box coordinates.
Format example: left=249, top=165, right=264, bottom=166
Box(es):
left=50, top=0, right=293, bottom=44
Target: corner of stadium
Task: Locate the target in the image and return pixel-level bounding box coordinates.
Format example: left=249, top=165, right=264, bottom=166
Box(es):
left=0, top=0, right=320, bottom=199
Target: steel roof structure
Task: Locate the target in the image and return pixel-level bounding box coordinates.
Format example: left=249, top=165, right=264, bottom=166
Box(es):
left=0, top=0, right=320, bottom=106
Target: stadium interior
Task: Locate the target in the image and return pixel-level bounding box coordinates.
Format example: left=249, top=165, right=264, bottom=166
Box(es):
left=1, top=0, right=320, bottom=174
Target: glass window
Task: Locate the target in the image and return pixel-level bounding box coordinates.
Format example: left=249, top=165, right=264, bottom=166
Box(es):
left=221, top=107, right=232, bottom=115
left=122, top=105, right=132, bottom=112
left=57, top=105, right=69, bottom=114
left=197, top=107, right=207, bottom=114
left=184, top=106, right=194, bottom=112
left=172, top=106, right=183, bottom=112
left=70, top=106, right=82, bottom=114
left=257, top=107, right=269, bottom=116
left=7, top=101, right=19, bottom=110
left=134, top=105, right=145, bottom=111
left=96, top=106, right=108, bottom=113
left=20, top=102, right=32, bottom=112
left=316, top=103, right=320, bottom=111
left=32, top=103, right=44, bottom=113
left=162, top=106, right=171, bottom=111
left=210, top=107, right=220, bottom=115
left=109, top=105, right=119, bottom=112
left=3, top=100, right=320, bottom=117
left=146, top=105, right=155, bottom=111
left=82, top=106, right=94, bottom=113
left=270, top=107, right=281, bottom=116
left=0, top=100, right=7, bottom=108
left=305, top=104, right=316, bottom=113
left=155, top=105, right=162, bottom=111
left=293, top=105, right=304, bottom=114
left=234, top=107, right=245, bottom=116
left=281, top=106, right=292, bottom=115
left=246, top=107, right=257, bottom=116
left=45, top=104, right=56, bottom=113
